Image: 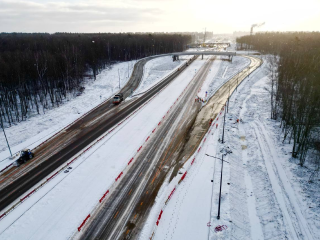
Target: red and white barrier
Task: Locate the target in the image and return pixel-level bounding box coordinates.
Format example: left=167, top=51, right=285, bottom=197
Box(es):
left=149, top=107, right=225, bottom=239
left=115, top=172, right=123, bottom=181
left=156, top=210, right=163, bottom=226
left=78, top=214, right=91, bottom=232
left=0, top=69, right=178, bottom=222
left=0, top=163, right=14, bottom=174
left=99, top=190, right=109, bottom=203
left=71, top=55, right=200, bottom=236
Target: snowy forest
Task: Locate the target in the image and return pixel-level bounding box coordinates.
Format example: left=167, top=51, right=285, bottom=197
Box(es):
left=236, top=32, right=320, bottom=174
left=0, top=32, right=191, bottom=126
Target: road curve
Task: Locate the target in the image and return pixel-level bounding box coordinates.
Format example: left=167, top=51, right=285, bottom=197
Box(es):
left=79, top=56, right=262, bottom=240
left=79, top=56, right=214, bottom=240
left=0, top=55, right=194, bottom=212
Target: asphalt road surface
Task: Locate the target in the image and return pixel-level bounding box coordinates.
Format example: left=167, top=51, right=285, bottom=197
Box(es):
left=79, top=56, right=262, bottom=240
left=80, top=56, right=215, bottom=240
left=0, top=55, right=194, bottom=211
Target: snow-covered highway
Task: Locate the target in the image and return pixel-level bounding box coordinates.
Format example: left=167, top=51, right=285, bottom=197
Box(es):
left=0, top=55, right=197, bottom=239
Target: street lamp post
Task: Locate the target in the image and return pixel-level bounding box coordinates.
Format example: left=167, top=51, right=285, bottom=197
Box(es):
left=217, top=154, right=224, bottom=220
left=221, top=103, right=226, bottom=144
left=0, top=113, right=12, bottom=157
left=227, top=84, right=230, bottom=113
left=205, top=154, right=229, bottom=221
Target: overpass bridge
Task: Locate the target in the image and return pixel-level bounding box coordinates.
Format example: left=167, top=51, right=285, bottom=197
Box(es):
left=187, top=42, right=231, bottom=48
left=172, top=51, right=236, bottom=61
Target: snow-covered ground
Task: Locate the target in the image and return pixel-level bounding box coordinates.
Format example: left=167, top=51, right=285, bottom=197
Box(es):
left=197, top=56, right=250, bottom=102
left=0, top=57, right=209, bottom=240
left=0, top=56, right=189, bottom=170
left=133, top=56, right=191, bottom=95
left=142, top=56, right=320, bottom=240
left=0, top=60, right=136, bottom=163
left=139, top=55, right=250, bottom=240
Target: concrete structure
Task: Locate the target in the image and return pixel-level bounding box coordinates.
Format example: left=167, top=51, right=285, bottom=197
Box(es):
left=188, top=42, right=231, bottom=48
left=172, top=51, right=236, bottom=61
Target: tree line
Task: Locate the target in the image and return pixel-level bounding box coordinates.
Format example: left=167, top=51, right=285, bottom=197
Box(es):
left=236, top=32, right=320, bottom=173
left=0, top=32, right=191, bottom=126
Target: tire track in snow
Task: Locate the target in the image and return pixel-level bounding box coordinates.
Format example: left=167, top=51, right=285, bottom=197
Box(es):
left=251, top=121, right=314, bottom=240
left=251, top=121, right=312, bottom=240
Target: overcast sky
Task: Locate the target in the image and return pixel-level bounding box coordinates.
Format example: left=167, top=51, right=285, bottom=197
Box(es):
left=1, top=0, right=320, bottom=33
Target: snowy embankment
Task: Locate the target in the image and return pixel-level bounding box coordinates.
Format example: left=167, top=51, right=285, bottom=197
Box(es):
left=142, top=56, right=320, bottom=240
left=0, top=57, right=207, bottom=240
left=0, top=60, right=136, bottom=163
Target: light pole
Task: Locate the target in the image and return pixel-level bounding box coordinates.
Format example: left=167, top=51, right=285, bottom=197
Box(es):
left=205, top=154, right=229, bottom=220
left=217, top=154, right=224, bottom=219
left=0, top=112, right=12, bottom=157
left=227, top=84, right=230, bottom=113
left=213, top=102, right=226, bottom=144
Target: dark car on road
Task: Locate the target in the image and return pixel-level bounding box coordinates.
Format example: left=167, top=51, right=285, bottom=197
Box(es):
left=15, top=149, right=34, bottom=165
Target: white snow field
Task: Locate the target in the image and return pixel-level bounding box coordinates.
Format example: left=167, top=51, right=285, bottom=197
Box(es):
left=197, top=56, right=250, bottom=102
left=134, top=56, right=191, bottom=95
left=141, top=56, right=320, bottom=240
left=0, top=57, right=208, bottom=240
left=0, top=56, right=188, bottom=170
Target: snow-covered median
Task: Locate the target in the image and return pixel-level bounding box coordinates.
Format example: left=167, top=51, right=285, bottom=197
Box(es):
left=134, top=56, right=192, bottom=96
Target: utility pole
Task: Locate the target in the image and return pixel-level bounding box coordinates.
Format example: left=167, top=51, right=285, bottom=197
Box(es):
left=221, top=104, right=226, bottom=144
left=206, top=154, right=230, bottom=240
left=227, top=84, right=230, bottom=113
left=0, top=112, right=12, bottom=157
left=217, top=154, right=224, bottom=219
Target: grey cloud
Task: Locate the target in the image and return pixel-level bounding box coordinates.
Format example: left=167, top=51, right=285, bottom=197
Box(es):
left=0, top=0, right=162, bottom=32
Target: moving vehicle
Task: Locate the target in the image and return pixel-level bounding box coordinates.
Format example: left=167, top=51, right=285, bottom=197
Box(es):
left=113, top=93, right=124, bottom=104
left=15, top=149, right=34, bottom=165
